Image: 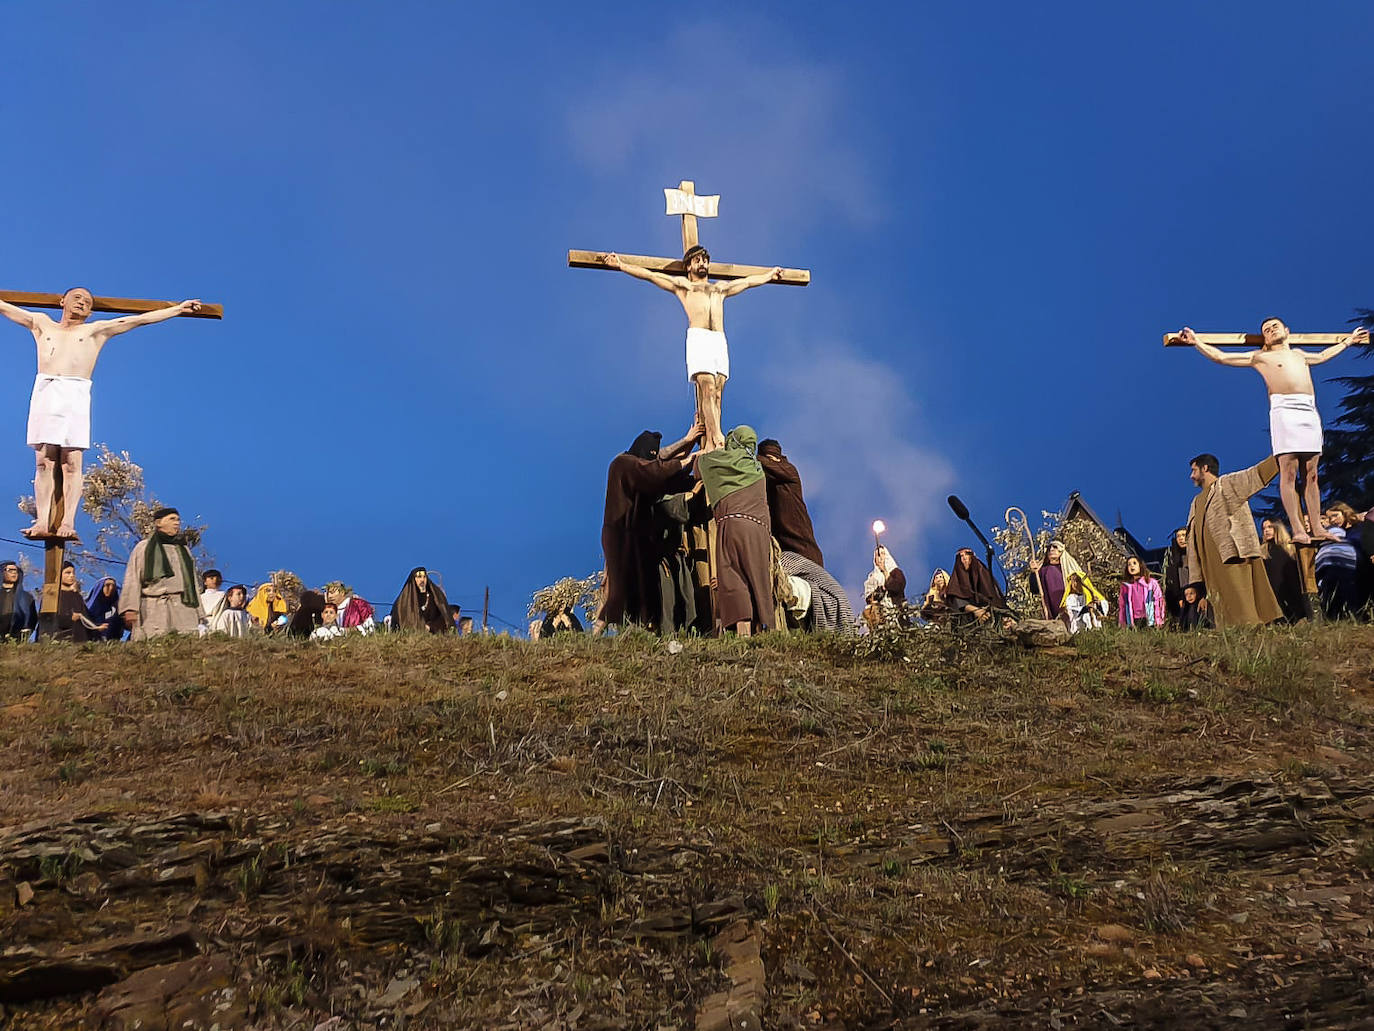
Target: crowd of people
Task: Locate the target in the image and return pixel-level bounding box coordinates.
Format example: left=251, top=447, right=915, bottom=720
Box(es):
left=7, top=448, right=1373, bottom=646
left=0, top=515, right=480, bottom=643
left=882, top=488, right=1374, bottom=635
left=594, top=421, right=854, bottom=637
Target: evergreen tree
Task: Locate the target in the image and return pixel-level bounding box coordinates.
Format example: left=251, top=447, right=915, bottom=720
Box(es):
left=1320, top=308, right=1374, bottom=510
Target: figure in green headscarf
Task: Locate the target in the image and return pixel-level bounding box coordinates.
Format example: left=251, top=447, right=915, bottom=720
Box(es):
left=697, top=425, right=773, bottom=635
left=697, top=425, right=764, bottom=507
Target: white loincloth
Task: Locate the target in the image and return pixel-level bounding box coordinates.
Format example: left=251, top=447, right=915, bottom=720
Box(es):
left=1269, top=392, right=1323, bottom=455
left=685, top=327, right=729, bottom=382
left=27, top=375, right=92, bottom=450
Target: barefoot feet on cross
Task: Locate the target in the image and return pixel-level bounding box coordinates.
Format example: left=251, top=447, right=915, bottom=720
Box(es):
left=56, top=526, right=80, bottom=541
left=20, top=523, right=45, bottom=539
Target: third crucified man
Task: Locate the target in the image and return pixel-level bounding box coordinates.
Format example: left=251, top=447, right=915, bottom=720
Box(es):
left=1180, top=318, right=1369, bottom=544
left=605, top=246, right=781, bottom=451
left=1, top=288, right=201, bottom=539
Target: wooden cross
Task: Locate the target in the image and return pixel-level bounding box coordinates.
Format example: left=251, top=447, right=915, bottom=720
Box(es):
left=3, top=288, right=223, bottom=618
left=1163, top=331, right=1345, bottom=348
left=0, top=290, right=224, bottom=320
left=567, top=179, right=811, bottom=286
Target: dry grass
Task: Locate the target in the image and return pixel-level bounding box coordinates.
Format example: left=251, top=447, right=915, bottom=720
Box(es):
left=1, top=624, right=1373, bottom=1028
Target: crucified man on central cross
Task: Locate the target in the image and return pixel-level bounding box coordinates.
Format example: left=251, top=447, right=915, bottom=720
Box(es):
left=604, top=248, right=780, bottom=451
left=569, top=180, right=810, bottom=451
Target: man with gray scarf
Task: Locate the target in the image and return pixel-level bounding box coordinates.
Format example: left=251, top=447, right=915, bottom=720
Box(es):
left=121, top=507, right=202, bottom=640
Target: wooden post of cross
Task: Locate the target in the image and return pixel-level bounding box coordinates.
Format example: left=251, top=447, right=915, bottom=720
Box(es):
left=3, top=289, right=223, bottom=620
left=1294, top=543, right=1323, bottom=623
left=39, top=470, right=66, bottom=617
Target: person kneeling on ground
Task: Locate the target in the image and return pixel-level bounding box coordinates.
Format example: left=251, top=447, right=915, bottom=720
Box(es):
left=920, top=569, right=950, bottom=626
left=1062, top=572, right=1109, bottom=634
left=85, top=576, right=125, bottom=641
left=1, top=561, right=39, bottom=642
left=1180, top=583, right=1214, bottom=630
left=209, top=584, right=254, bottom=637
left=324, top=581, right=376, bottom=634
left=391, top=567, right=453, bottom=633
left=945, top=548, right=1013, bottom=628
left=248, top=583, right=289, bottom=634
left=288, top=591, right=328, bottom=639
left=312, top=601, right=344, bottom=640
left=864, top=545, right=909, bottom=627
left=40, top=562, right=96, bottom=642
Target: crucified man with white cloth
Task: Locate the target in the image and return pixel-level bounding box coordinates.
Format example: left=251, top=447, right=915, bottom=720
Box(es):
left=604, top=248, right=780, bottom=451
left=1, top=287, right=201, bottom=539
left=1179, top=318, right=1369, bottom=544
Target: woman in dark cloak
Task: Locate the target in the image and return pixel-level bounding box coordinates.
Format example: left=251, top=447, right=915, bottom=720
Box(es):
left=85, top=577, right=126, bottom=641
left=945, top=547, right=1011, bottom=626
left=1160, top=528, right=1189, bottom=626
left=697, top=425, right=773, bottom=635
left=1260, top=518, right=1304, bottom=623
left=1, top=561, right=39, bottom=641
left=288, top=590, right=328, bottom=639
left=758, top=439, right=825, bottom=566
left=391, top=567, right=452, bottom=633
left=40, top=562, right=93, bottom=642
left=596, top=426, right=700, bottom=633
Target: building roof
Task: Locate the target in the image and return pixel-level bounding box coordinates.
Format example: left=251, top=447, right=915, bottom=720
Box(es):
left=1061, top=492, right=1166, bottom=570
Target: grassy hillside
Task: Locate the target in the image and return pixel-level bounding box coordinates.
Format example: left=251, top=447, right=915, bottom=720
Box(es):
left=2, top=625, right=1373, bottom=1029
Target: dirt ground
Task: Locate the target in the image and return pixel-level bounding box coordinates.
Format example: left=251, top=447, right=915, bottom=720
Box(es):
left=2, top=624, right=1372, bottom=1029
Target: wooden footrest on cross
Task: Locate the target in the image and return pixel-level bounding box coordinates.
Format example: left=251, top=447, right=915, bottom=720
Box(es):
left=19, top=529, right=80, bottom=544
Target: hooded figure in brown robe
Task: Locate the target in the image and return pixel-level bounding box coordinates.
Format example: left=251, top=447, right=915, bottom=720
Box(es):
left=598, top=430, right=697, bottom=630
left=698, top=425, right=773, bottom=635
left=391, top=567, right=452, bottom=633
left=945, top=547, right=1009, bottom=625
left=758, top=439, right=824, bottom=566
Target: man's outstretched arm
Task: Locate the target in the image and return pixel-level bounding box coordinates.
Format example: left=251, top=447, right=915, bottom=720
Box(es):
left=1179, top=327, right=1255, bottom=367
left=720, top=267, right=783, bottom=298
left=1306, top=326, right=1369, bottom=365
left=0, top=298, right=38, bottom=329
left=660, top=420, right=705, bottom=460
left=604, top=254, right=681, bottom=294
left=93, top=300, right=201, bottom=339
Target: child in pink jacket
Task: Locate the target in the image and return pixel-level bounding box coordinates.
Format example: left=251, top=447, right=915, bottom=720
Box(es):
left=1118, top=557, right=1165, bottom=628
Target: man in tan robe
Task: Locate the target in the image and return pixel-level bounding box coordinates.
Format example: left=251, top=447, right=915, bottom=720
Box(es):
left=1185, top=453, right=1282, bottom=627
left=121, top=507, right=203, bottom=640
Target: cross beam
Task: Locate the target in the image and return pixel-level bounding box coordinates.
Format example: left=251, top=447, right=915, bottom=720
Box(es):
left=1163, top=332, right=1345, bottom=348
left=567, top=250, right=810, bottom=286
left=0, top=290, right=223, bottom=320
left=567, top=178, right=811, bottom=286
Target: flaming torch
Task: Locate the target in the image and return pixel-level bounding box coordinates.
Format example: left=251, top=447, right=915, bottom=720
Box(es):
left=871, top=519, right=887, bottom=551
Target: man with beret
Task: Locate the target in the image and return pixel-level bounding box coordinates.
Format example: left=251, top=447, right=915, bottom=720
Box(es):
left=121, top=507, right=202, bottom=640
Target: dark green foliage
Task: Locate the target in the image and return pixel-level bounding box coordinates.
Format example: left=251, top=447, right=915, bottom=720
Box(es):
left=1320, top=308, right=1374, bottom=509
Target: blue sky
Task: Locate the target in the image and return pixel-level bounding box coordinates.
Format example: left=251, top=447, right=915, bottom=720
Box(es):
left=3, top=2, right=1372, bottom=625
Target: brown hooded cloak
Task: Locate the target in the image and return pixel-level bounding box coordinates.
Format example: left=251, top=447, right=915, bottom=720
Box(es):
left=758, top=440, right=824, bottom=567
left=945, top=550, right=1007, bottom=613
left=392, top=568, right=452, bottom=633
left=599, top=431, right=690, bottom=627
